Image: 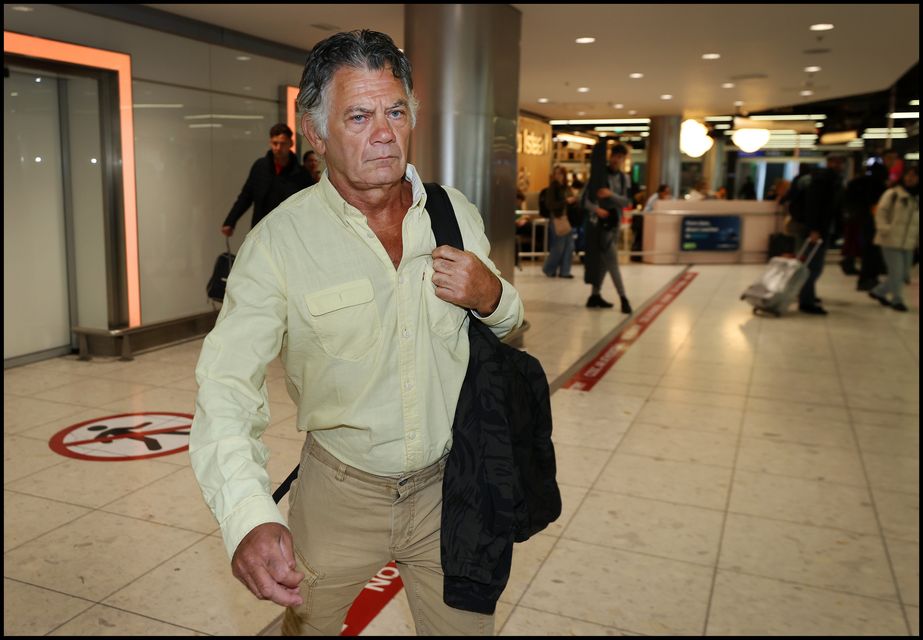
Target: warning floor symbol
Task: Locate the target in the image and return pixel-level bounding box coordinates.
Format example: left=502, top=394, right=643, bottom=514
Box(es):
left=49, top=412, right=193, bottom=461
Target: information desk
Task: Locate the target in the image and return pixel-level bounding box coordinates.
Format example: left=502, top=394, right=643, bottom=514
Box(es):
left=643, top=200, right=779, bottom=264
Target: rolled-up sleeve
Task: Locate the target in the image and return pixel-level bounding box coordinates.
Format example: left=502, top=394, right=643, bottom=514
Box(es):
left=444, top=187, right=525, bottom=339
left=190, top=229, right=289, bottom=558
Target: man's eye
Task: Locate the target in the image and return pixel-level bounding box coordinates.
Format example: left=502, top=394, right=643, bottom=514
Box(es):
left=351, top=115, right=367, bottom=123
left=390, top=110, right=405, bottom=118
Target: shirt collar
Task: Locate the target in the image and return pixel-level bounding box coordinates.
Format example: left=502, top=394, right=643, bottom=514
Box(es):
left=318, top=163, right=426, bottom=226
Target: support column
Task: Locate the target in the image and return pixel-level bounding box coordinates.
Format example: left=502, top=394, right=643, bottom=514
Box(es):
left=405, top=4, right=521, bottom=281
left=645, top=115, right=682, bottom=199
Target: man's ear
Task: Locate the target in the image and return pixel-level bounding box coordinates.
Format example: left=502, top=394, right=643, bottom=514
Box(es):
left=301, top=113, right=325, bottom=156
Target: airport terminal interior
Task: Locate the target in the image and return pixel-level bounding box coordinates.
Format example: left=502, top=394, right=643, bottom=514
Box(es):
left=4, top=4, right=920, bottom=637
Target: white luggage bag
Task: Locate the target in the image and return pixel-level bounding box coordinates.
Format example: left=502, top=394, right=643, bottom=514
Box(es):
left=740, top=239, right=823, bottom=317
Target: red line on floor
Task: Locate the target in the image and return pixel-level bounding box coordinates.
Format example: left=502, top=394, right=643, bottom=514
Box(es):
left=564, top=271, right=698, bottom=392
left=340, top=562, right=404, bottom=636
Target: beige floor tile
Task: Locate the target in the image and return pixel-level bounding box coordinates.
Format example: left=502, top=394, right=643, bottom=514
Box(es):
left=887, top=538, right=919, bottom=607
left=542, top=482, right=587, bottom=538
left=263, top=414, right=306, bottom=442
left=103, top=535, right=290, bottom=635
left=500, top=605, right=630, bottom=635
left=597, top=368, right=662, bottom=387
left=729, top=470, right=878, bottom=535
left=634, top=399, right=743, bottom=435
left=2, top=579, right=94, bottom=636
left=741, top=410, right=856, bottom=450
left=4, top=457, right=181, bottom=508
left=564, top=491, right=723, bottom=566
left=707, top=570, right=907, bottom=636
left=847, top=390, right=919, bottom=415
left=618, top=422, right=738, bottom=468
left=518, top=538, right=712, bottom=635
left=3, top=365, right=89, bottom=397
left=95, top=359, right=195, bottom=387
left=907, top=605, right=919, bottom=636
left=596, top=452, right=733, bottom=511
left=853, top=423, right=920, bottom=459
left=550, top=442, right=613, bottom=488
left=862, top=451, right=920, bottom=495
left=656, top=374, right=751, bottom=397
left=49, top=604, right=206, bottom=635
left=551, top=412, right=631, bottom=452
left=15, top=406, right=109, bottom=443
left=719, top=513, right=897, bottom=600
left=99, top=386, right=198, bottom=416
left=3, top=395, right=90, bottom=435
left=745, top=397, right=849, bottom=423
left=33, top=378, right=159, bottom=408
left=647, top=386, right=747, bottom=410
left=871, top=488, right=919, bottom=543
left=848, top=408, right=919, bottom=429
left=3, top=491, right=90, bottom=552
left=3, top=434, right=68, bottom=483
left=3, top=511, right=203, bottom=601
left=586, top=378, right=654, bottom=400
left=735, top=437, right=867, bottom=487
left=499, top=532, right=557, bottom=604
left=101, top=466, right=219, bottom=534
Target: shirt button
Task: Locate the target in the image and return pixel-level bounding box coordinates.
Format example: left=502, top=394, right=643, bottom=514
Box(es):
left=401, top=327, right=410, bottom=339
left=408, top=432, right=417, bottom=440
left=404, top=380, right=413, bottom=390
left=399, top=276, right=406, bottom=285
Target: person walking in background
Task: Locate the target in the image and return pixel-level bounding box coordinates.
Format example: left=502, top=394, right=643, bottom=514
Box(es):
left=869, top=165, right=919, bottom=312
left=846, top=161, right=890, bottom=287
left=583, top=141, right=632, bottom=313
left=686, top=177, right=711, bottom=201
left=738, top=176, right=757, bottom=200
left=191, top=29, right=523, bottom=636
left=644, top=183, right=671, bottom=212
left=302, top=149, right=322, bottom=184
left=796, top=153, right=847, bottom=315
left=542, top=165, right=577, bottom=278
left=221, top=123, right=313, bottom=237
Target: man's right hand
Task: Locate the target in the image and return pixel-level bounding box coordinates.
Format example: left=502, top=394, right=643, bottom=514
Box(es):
left=221, top=225, right=234, bottom=237
left=231, top=523, right=305, bottom=607
left=596, top=207, right=611, bottom=218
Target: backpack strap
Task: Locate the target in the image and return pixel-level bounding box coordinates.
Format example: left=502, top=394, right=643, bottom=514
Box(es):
left=424, top=182, right=464, bottom=251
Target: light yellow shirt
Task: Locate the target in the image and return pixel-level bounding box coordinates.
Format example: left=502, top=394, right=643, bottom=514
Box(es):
left=191, top=164, right=524, bottom=558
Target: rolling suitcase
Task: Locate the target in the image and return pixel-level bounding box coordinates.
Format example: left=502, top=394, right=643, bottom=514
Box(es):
left=740, top=239, right=822, bottom=317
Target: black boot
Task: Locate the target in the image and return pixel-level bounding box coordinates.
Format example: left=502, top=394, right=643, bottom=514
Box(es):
left=620, top=296, right=632, bottom=314
left=586, top=294, right=614, bottom=308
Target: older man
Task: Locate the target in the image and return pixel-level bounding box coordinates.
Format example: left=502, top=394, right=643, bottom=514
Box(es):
left=190, top=30, right=523, bottom=636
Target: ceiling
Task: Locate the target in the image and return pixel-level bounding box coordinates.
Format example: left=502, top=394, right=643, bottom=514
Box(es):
left=147, top=3, right=919, bottom=124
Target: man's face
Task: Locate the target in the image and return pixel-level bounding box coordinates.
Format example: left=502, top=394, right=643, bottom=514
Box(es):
left=308, top=65, right=411, bottom=192
left=270, top=134, right=293, bottom=164
left=305, top=154, right=319, bottom=173
left=609, top=153, right=626, bottom=172
left=827, top=156, right=845, bottom=174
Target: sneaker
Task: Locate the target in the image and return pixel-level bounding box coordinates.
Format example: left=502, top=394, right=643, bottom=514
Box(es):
left=869, top=291, right=890, bottom=306
left=620, top=296, right=633, bottom=314
left=798, top=304, right=828, bottom=315
left=891, top=302, right=909, bottom=312
left=559, top=274, right=575, bottom=279
left=586, top=294, right=614, bottom=308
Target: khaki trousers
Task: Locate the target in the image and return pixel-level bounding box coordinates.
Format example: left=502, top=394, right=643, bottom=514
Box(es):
left=281, top=434, right=494, bottom=636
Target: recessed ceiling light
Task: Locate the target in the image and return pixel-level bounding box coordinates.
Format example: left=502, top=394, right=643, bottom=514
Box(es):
left=575, top=37, right=596, bottom=44
left=702, top=53, right=721, bottom=60
left=235, top=56, right=251, bottom=62
left=628, top=110, right=637, bottom=115
left=810, top=23, right=834, bottom=31
left=537, top=98, right=549, bottom=103
left=660, top=94, right=673, bottom=100
left=721, top=83, right=735, bottom=89
left=11, top=6, right=34, bottom=11
left=577, top=111, right=586, bottom=116
left=804, top=66, right=821, bottom=73
left=734, top=100, right=744, bottom=107
left=815, top=122, right=824, bottom=127
left=909, top=99, right=919, bottom=106
left=613, top=103, right=624, bottom=109
left=577, top=87, right=590, bottom=93
left=800, top=90, right=814, bottom=97
left=629, top=73, right=644, bottom=79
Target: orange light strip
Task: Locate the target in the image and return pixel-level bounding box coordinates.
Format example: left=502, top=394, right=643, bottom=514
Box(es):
left=4, top=31, right=141, bottom=327
left=287, top=85, right=299, bottom=138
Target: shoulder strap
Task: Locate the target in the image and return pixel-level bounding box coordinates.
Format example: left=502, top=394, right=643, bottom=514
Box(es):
left=423, top=182, right=464, bottom=251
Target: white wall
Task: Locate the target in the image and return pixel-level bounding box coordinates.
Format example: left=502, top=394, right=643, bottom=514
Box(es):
left=4, top=5, right=306, bottom=326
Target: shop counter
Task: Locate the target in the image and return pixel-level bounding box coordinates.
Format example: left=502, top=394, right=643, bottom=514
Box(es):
left=642, top=200, right=779, bottom=264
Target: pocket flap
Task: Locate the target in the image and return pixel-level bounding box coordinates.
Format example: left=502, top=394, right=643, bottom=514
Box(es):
left=305, top=278, right=374, bottom=316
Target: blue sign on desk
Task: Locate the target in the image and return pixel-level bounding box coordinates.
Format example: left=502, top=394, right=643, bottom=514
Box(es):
left=681, top=216, right=741, bottom=251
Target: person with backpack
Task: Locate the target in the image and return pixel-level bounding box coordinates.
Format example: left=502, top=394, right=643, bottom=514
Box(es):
left=542, top=165, right=577, bottom=278
left=869, top=165, right=919, bottom=312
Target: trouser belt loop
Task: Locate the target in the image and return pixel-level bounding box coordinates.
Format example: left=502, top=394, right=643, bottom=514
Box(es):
left=335, top=463, right=347, bottom=481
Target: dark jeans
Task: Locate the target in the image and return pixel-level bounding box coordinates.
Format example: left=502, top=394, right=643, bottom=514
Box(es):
left=795, top=230, right=828, bottom=307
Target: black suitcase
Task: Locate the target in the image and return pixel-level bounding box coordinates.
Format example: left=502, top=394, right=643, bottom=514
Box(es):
left=768, top=232, right=796, bottom=258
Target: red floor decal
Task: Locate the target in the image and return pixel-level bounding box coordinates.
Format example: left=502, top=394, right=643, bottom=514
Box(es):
left=340, top=562, right=404, bottom=636
left=48, top=412, right=192, bottom=461
left=564, top=271, right=698, bottom=392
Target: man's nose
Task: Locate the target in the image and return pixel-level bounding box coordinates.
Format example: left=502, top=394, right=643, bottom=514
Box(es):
left=369, top=114, right=396, bottom=143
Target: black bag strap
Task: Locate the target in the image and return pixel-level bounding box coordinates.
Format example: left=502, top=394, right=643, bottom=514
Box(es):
left=272, top=465, right=299, bottom=503
left=424, top=182, right=464, bottom=251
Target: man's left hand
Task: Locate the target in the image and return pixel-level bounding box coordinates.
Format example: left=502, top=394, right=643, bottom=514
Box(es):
left=431, top=245, right=502, bottom=316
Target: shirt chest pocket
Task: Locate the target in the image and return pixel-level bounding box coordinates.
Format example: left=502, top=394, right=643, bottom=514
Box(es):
left=423, top=263, right=468, bottom=338
left=305, top=278, right=381, bottom=361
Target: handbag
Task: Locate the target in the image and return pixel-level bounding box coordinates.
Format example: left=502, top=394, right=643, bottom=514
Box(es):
left=552, top=213, right=572, bottom=236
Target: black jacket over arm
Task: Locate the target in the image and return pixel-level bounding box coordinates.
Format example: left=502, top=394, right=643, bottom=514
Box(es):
left=223, top=150, right=314, bottom=230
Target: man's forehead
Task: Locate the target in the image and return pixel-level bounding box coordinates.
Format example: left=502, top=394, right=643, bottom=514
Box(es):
left=331, top=66, right=407, bottom=99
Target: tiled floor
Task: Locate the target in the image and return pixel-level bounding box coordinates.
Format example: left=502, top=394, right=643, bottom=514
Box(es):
left=4, top=258, right=919, bottom=636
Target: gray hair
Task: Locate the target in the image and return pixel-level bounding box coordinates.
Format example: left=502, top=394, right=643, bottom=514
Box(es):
left=297, top=30, right=419, bottom=140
